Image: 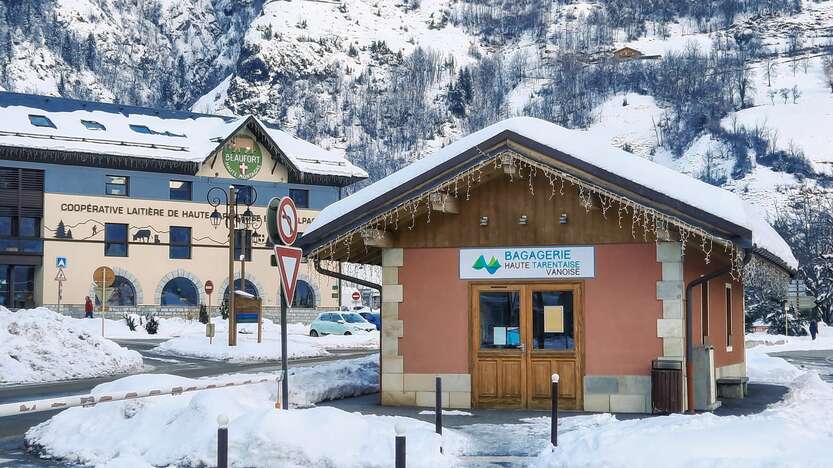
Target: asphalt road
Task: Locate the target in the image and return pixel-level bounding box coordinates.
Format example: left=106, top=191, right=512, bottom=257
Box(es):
left=771, top=348, right=833, bottom=383
left=0, top=339, right=376, bottom=467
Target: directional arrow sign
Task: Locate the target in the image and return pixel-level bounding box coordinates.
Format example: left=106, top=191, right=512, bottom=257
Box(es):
left=274, top=245, right=303, bottom=305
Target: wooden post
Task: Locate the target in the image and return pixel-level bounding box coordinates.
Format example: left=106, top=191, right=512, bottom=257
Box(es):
left=100, top=269, right=105, bottom=337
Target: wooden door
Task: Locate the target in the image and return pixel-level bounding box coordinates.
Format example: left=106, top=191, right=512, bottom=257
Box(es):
left=525, top=284, right=583, bottom=410
left=472, top=283, right=583, bottom=410
left=472, top=285, right=526, bottom=408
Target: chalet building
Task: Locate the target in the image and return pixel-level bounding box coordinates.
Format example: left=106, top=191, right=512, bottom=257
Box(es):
left=298, top=117, right=795, bottom=413
left=0, top=92, right=366, bottom=319
left=613, top=46, right=644, bottom=60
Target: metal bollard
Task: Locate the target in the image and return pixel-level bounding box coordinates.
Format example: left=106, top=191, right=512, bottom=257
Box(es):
left=436, top=376, right=443, bottom=454
left=435, top=377, right=443, bottom=435
left=217, top=414, right=229, bottom=468
left=551, top=373, right=559, bottom=448
left=395, top=422, right=406, bottom=468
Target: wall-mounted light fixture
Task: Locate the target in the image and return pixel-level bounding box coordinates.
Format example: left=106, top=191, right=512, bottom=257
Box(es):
left=518, top=215, right=528, bottom=225
left=500, top=153, right=515, bottom=175
left=559, top=212, right=568, bottom=224
left=480, top=216, right=489, bottom=226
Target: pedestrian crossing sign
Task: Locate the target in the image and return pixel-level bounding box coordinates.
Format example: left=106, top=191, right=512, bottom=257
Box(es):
left=56, top=256, right=68, bottom=269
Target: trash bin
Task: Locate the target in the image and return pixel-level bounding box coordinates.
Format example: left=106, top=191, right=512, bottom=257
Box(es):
left=651, top=359, right=682, bottom=414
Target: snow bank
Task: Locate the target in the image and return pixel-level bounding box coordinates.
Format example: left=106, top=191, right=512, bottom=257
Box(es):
left=305, top=117, right=796, bottom=269
left=65, top=315, right=311, bottom=340
left=288, top=354, right=379, bottom=407
left=153, top=324, right=379, bottom=362
left=26, top=357, right=463, bottom=467
left=154, top=334, right=330, bottom=361
left=534, top=355, right=833, bottom=467
left=0, top=307, right=143, bottom=384
left=746, top=321, right=833, bottom=353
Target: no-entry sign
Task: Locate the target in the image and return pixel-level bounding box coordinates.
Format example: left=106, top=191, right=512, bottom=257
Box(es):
left=277, top=197, right=298, bottom=245
left=274, top=245, right=303, bottom=305
left=352, top=291, right=361, bottom=301
left=204, top=280, right=214, bottom=295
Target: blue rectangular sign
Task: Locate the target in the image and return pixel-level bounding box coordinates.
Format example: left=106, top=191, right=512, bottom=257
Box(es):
left=56, top=256, right=68, bottom=268
left=235, top=312, right=259, bottom=324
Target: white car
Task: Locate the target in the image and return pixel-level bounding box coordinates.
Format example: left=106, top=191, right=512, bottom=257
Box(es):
left=309, top=312, right=377, bottom=336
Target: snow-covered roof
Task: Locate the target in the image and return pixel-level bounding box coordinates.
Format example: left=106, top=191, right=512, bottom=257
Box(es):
left=304, top=117, right=797, bottom=270
left=0, top=92, right=366, bottom=180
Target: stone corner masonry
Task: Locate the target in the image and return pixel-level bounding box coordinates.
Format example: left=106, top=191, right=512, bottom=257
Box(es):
left=379, top=248, right=472, bottom=409
left=582, top=241, right=687, bottom=413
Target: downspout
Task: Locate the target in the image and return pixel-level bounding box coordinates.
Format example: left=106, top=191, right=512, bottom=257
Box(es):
left=684, top=248, right=752, bottom=413
left=313, top=258, right=384, bottom=395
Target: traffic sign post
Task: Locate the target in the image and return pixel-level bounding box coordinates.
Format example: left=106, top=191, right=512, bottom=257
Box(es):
left=205, top=280, right=214, bottom=313
left=93, top=266, right=115, bottom=337
left=267, top=196, right=301, bottom=410
left=55, top=268, right=67, bottom=315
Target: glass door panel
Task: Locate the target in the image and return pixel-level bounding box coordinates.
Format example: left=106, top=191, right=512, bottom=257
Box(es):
left=531, top=290, right=574, bottom=350
left=479, top=291, right=521, bottom=349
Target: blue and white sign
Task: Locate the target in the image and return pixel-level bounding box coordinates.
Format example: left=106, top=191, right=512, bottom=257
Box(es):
left=459, top=246, right=595, bottom=280
left=55, top=256, right=68, bottom=269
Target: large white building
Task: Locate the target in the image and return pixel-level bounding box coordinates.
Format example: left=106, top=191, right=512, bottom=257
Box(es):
left=0, top=91, right=366, bottom=320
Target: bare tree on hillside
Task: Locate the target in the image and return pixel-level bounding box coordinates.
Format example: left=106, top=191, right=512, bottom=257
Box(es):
left=823, top=55, right=833, bottom=92
left=773, top=188, right=833, bottom=324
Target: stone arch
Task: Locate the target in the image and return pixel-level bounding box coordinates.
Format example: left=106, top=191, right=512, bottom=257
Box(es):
left=87, top=267, right=144, bottom=305
left=155, top=269, right=205, bottom=306
left=293, top=272, right=320, bottom=308
left=219, top=273, right=266, bottom=302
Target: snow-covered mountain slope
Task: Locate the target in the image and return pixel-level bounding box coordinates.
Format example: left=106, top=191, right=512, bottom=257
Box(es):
left=1, top=0, right=832, bottom=217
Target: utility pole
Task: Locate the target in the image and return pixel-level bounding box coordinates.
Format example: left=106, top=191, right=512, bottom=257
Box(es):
left=227, top=187, right=237, bottom=346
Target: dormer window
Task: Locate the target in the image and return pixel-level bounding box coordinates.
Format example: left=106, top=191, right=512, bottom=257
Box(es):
left=82, top=120, right=106, bottom=131
left=129, top=124, right=152, bottom=134
left=29, top=115, right=56, bottom=128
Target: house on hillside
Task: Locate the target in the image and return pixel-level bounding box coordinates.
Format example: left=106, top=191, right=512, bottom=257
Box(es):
left=613, top=46, right=644, bottom=59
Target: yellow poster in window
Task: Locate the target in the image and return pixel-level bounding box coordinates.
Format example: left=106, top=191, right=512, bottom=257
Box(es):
left=544, top=305, right=564, bottom=333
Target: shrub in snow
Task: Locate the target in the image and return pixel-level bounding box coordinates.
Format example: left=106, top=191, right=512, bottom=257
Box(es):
left=219, top=297, right=229, bottom=320
left=198, top=304, right=209, bottom=324
left=144, top=315, right=159, bottom=335
left=0, top=307, right=142, bottom=384
left=124, top=314, right=138, bottom=331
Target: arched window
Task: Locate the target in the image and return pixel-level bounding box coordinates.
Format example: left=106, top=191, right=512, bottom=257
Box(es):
left=95, top=275, right=137, bottom=307
left=161, top=277, right=199, bottom=306
left=292, top=280, right=316, bottom=308
left=223, top=278, right=259, bottom=300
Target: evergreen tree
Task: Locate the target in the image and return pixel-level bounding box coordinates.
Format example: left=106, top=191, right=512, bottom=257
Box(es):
left=55, top=220, right=66, bottom=238
left=199, top=304, right=210, bottom=324
left=766, top=305, right=807, bottom=336
left=85, top=33, right=97, bottom=71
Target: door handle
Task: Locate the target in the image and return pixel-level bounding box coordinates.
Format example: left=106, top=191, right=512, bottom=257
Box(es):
left=519, top=343, right=526, bottom=354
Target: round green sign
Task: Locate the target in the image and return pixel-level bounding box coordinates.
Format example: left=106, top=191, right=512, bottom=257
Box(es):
left=223, top=136, right=263, bottom=180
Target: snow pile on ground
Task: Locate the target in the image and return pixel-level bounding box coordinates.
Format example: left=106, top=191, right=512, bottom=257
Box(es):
left=153, top=319, right=379, bottom=362
left=746, top=321, right=833, bottom=353
left=0, top=307, right=143, bottom=384
left=534, top=353, right=833, bottom=467
left=67, top=315, right=310, bottom=340
left=26, top=357, right=462, bottom=467
left=745, top=350, right=803, bottom=384
left=287, top=355, right=379, bottom=407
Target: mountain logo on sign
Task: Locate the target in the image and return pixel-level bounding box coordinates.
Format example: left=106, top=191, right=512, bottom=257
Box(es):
left=473, top=255, right=501, bottom=275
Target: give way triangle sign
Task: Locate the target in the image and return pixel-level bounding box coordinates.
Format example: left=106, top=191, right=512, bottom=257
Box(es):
left=274, top=245, right=303, bottom=305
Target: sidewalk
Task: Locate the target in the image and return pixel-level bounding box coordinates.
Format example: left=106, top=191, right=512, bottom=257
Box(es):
left=321, top=384, right=789, bottom=465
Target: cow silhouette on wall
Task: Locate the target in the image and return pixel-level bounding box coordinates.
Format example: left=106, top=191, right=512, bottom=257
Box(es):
left=133, top=229, right=152, bottom=242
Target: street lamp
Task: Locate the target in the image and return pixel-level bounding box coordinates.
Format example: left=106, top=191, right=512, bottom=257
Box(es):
left=207, top=185, right=259, bottom=346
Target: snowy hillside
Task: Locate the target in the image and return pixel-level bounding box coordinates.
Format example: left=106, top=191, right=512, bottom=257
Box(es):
left=1, top=0, right=832, bottom=213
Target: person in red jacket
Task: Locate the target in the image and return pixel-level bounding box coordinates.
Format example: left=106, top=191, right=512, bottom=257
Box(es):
left=84, top=296, right=94, bottom=318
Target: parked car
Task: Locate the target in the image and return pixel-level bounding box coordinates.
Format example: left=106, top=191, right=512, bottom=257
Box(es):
left=309, top=312, right=376, bottom=336
left=358, top=311, right=381, bottom=331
